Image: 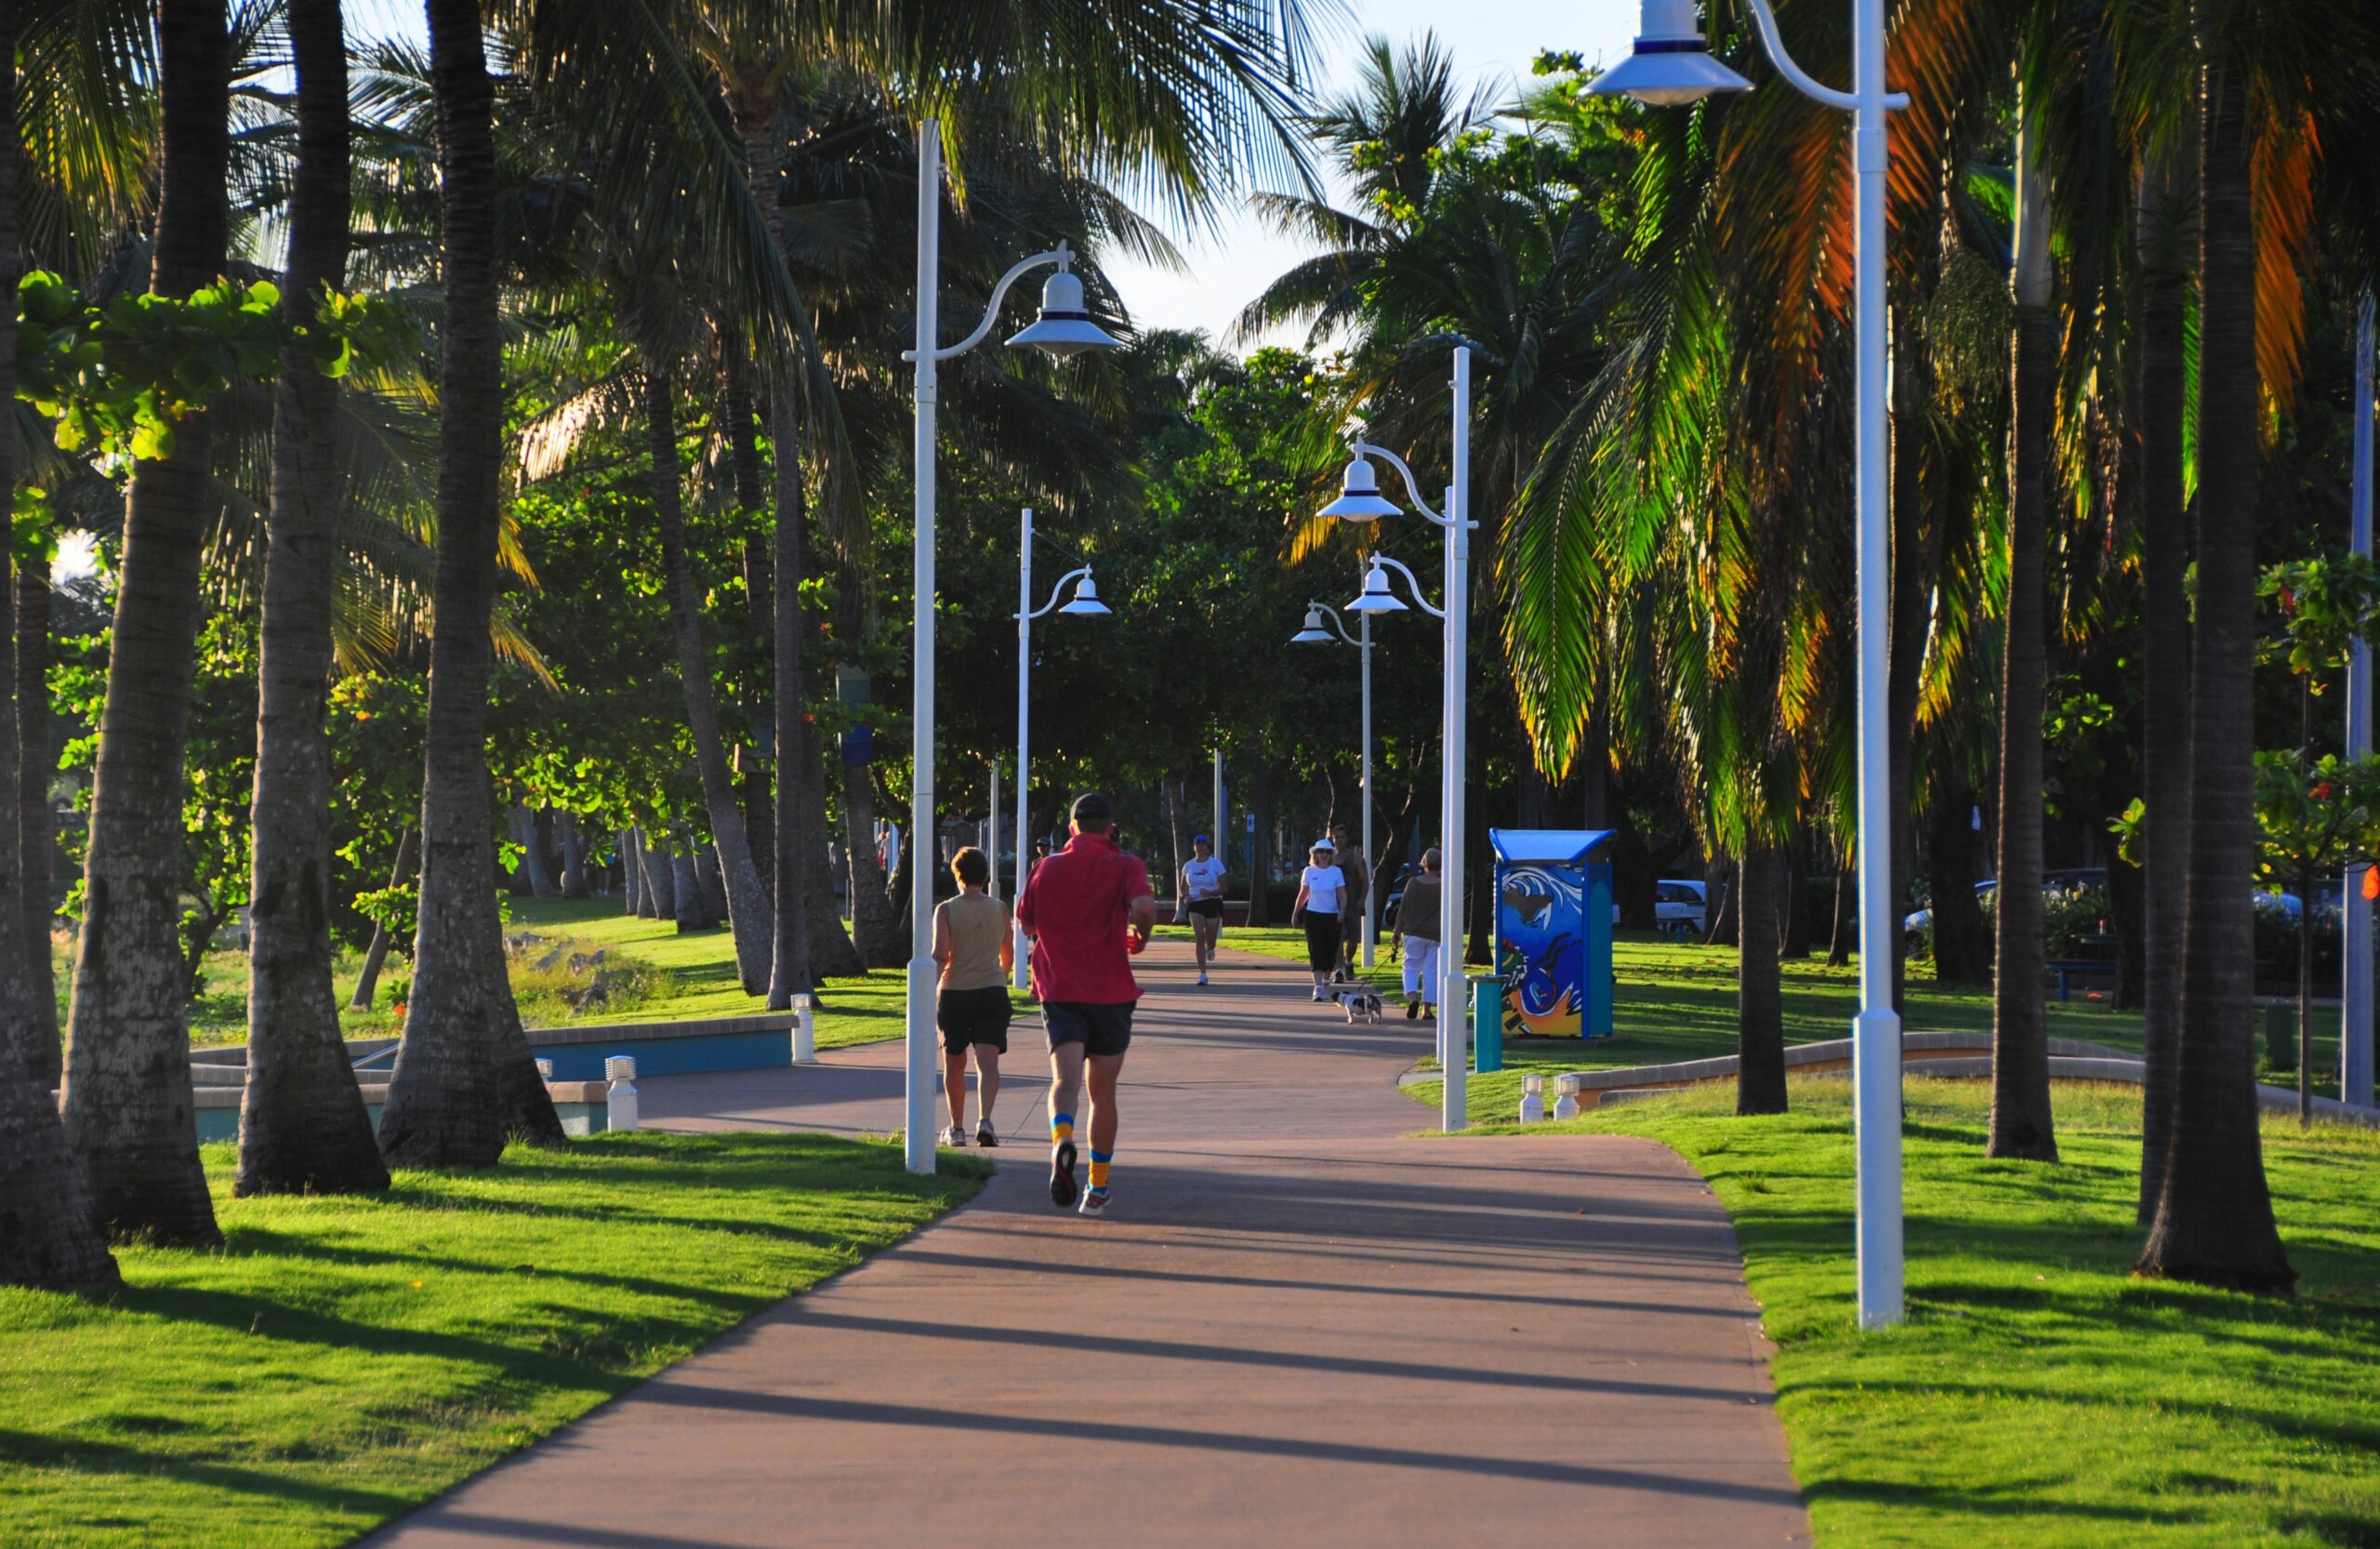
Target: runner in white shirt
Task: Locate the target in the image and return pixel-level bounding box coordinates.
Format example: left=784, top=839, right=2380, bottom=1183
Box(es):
left=1179, top=834, right=1227, bottom=986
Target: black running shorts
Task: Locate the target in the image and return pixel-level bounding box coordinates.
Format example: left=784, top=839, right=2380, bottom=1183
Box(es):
left=1187, top=897, right=1223, bottom=920
left=1041, top=1000, right=1134, bottom=1057
left=936, top=984, right=1012, bottom=1054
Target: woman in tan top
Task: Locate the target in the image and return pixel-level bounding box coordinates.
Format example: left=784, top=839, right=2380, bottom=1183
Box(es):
left=932, top=846, right=1014, bottom=1147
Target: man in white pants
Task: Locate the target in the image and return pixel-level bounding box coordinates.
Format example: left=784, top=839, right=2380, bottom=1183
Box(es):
left=1392, top=848, right=1444, bottom=1021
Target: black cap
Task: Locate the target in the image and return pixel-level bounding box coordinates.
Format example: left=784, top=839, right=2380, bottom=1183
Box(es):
left=1070, top=791, right=1114, bottom=828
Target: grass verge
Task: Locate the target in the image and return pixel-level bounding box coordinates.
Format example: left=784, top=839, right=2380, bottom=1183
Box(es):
left=0, top=1132, right=987, bottom=1548
left=1450, top=1076, right=2380, bottom=1548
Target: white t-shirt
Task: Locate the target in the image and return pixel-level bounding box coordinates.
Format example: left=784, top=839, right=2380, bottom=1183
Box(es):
left=1302, top=864, right=1346, bottom=914
left=1183, top=856, right=1225, bottom=900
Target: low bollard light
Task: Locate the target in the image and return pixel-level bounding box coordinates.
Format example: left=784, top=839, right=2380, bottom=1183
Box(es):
left=605, top=1054, right=640, bottom=1132
left=1553, top=1073, right=1581, bottom=1121
left=534, top=1058, right=554, bottom=1081
left=792, top=996, right=818, bottom=1066
left=1519, top=1071, right=1545, bottom=1125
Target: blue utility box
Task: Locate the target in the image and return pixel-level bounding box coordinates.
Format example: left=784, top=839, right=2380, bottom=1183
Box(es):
left=1489, top=828, right=1617, bottom=1039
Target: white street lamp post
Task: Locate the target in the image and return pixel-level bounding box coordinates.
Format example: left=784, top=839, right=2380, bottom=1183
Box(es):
left=906, top=119, right=1120, bottom=1174
left=1289, top=598, right=1376, bottom=967
left=2347, top=290, right=2374, bottom=1109
left=1593, top=0, right=1909, bottom=1325
left=1012, top=506, right=1112, bottom=992
left=1318, top=351, right=1473, bottom=1133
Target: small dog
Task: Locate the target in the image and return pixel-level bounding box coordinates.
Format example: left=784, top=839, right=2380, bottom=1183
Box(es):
left=1333, top=987, right=1384, bottom=1024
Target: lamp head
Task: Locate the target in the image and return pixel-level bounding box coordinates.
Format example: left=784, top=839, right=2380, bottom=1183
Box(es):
left=1344, top=560, right=1408, bottom=615
left=1057, top=573, right=1111, bottom=616
left=1588, top=0, right=1753, bottom=106
left=1007, top=249, right=1123, bottom=359
left=1319, top=454, right=1401, bottom=523
left=1289, top=606, right=1335, bottom=645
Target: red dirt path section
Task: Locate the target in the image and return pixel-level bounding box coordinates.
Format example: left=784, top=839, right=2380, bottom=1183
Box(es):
left=359, top=940, right=1809, bottom=1548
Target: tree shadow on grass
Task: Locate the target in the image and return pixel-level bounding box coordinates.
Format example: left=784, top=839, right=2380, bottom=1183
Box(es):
left=0, top=1425, right=418, bottom=1516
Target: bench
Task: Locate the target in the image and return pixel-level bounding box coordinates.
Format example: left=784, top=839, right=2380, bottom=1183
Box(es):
left=2046, top=960, right=2117, bottom=1003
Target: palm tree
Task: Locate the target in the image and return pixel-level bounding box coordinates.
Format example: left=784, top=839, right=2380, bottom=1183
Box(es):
left=378, top=0, right=562, bottom=1168
left=57, top=0, right=229, bottom=1246
left=235, top=0, right=390, bottom=1198
left=2135, top=46, right=2293, bottom=1291
left=1987, top=109, right=2056, bottom=1160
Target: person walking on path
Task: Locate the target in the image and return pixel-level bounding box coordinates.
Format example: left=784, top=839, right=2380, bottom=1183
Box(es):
left=1179, top=833, right=1226, bottom=986
left=932, top=846, right=1013, bottom=1147
left=1015, top=792, right=1157, bottom=1216
left=1391, top=847, right=1444, bottom=1022
left=1329, top=821, right=1368, bottom=980
left=1290, top=840, right=1347, bottom=1002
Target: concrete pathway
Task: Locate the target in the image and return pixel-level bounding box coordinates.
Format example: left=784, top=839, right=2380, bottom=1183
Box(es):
left=361, top=942, right=1808, bottom=1548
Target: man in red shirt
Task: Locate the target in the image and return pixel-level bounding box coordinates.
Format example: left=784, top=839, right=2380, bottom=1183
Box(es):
left=1015, top=791, right=1157, bottom=1216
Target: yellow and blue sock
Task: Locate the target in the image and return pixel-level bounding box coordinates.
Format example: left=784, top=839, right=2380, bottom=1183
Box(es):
left=1051, top=1113, right=1074, bottom=1146
left=1088, top=1150, right=1112, bottom=1190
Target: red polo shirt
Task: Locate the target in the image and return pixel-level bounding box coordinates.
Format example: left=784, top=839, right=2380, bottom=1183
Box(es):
left=1015, top=831, right=1151, bottom=1004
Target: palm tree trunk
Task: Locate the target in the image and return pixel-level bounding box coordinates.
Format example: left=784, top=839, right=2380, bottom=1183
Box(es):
left=641, top=364, right=772, bottom=990
left=2135, top=130, right=2193, bottom=1222
left=1736, top=842, right=1788, bottom=1115
left=2136, top=61, right=2293, bottom=1291
left=800, top=713, right=864, bottom=978
left=1928, top=781, right=1992, bottom=986
left=621, top=827, right=643, bottom=915
left=350, top=827, right=415, bottom=1010
left=0, top=5, right=116, bottom=1290
left=379, top=0, right=530, bottom=1170
left=1887, top=303, right=1929, bottom=1016
left=235, top=0, right=389, bottom=1199
left=1987, top=123, right=2058, bottom=1162
left=768, top=406, right=822, bottom=1003
left=557, top=812, right=586, bottom=897
left=58, top=0, right=229, bottom=1244
left=643, top=828, right=678, bottom=918
left=18, top=568, right=54, bottom=1087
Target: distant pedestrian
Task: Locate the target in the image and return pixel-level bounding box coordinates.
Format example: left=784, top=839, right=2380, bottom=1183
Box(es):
left=1180, top=833, right=1226, bottom=986
left=932, top=846, right=1013, bottom=1147
left=1330, top=821, right=1368, bottom=979
left=1290, top=839, right=1346, bottom=1002
left=1015, top=792, right=1157, bottom=1217
left=1393, top=848, right=1444, bottom=1022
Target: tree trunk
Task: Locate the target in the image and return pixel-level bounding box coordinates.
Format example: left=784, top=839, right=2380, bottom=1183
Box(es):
left=1248, top=762, right=1273, bottom=925
left=644, top=828, right=678, bottom=919
left=696, top=841, right=728, bottom=925
left=622, top=827, right=644, bottom=915
left=2136, top=61, right=2294, bottom=1291
left=557, top=811, right=586, bottom=897
left=1826, top=864, right=1854, bottom=968
left=1705, top=854, right=1738, bottom=947
left=769, top=391, right=819, bottom=999
left=485, top=925, right=562, bottom=1145
left=1886, top=304, right=1929, bottom=1017
left=1736, top=843, right=1788, bottom=1114
left=17, top=568, right=54, bottom=1087
left=844, top=748, right=905, bottom=968
left=673, top=841, right=706, bottom=933
left=641, top=365, right=772, bottom=991
left=350, top=827, right=416, bottom=1010
left=378, top=0, right=534, bottom=1170
left=2135, top=126, right=2193, bottom=1223
left=1781, top=834, right=1813, bottom=959
left=508, top=806, right=556, bottom=896
left=799, top=714, right=862, bottom=978
left=1928, top=784, right=1992, bottom=986
left=59, top=0, right=229, bottom=1244
left=237, top=0, right=390, bottom=1201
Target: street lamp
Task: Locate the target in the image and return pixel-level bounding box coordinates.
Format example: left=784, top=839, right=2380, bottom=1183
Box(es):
left=1012, top=507, right=1111, bottom=990
left=906, top=119, right=1120, bottom=1175
left=1289, top=595, right=1376, bottom=969
left=1320, top=351, right=1473, bottom=1135
left=1593, top=0, right=1908, bottom=1327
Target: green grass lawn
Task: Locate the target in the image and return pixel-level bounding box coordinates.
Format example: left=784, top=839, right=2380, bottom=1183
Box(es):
left=1461, top=1077, right=2380, bottom=1548
left=166, top=897, right=948, bottom=1053
left=0, top=1132, right=987, bottom=1548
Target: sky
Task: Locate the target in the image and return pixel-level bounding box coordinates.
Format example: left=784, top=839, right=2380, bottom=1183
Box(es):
left=341, top=1, right=1642, bottom=343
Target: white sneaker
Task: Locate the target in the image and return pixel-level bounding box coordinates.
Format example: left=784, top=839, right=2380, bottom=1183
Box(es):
left=939, top=1125, right=966, bottom=1147
left=1311, top=986, right=1327, bottom=1002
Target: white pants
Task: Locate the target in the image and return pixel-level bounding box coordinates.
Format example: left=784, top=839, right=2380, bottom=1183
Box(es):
left=1401, top=938, right=1441, bottom=1005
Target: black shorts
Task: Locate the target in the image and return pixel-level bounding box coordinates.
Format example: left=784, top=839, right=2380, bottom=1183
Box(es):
left=936, top=985, right=1012, bottom=1054
left=1188, top=897, right=1223, bottom=920
left=1042, top=1000, right=1134, bottom=1058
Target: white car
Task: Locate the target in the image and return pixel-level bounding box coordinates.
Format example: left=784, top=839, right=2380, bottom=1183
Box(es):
left=1655, top=879, right=1708, bottom=942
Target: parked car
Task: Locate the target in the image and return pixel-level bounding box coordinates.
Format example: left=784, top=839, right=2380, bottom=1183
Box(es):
left=1654, top=879, right=1708, bottom=942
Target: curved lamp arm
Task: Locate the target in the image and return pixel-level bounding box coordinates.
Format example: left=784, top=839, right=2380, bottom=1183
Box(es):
left=1740, top=0, right=1907, bottom=112
left=1023, top=565, right=1094, bottom=620
left=1305, top=601, right=1363, bottom=647
left=905, top=244, right=1073, bottom=364
left=1353, top=440, right=1470, bottom=530
left=1368, top=554, right=1448, bottom=618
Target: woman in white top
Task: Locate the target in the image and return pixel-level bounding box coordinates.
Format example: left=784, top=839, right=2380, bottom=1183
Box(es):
left=1179, top=834, right=1227, bottom=986
left=1289, top=840, right=1347, bottom=1002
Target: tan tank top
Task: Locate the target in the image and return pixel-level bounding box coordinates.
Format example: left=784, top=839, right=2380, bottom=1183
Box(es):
left=937, top=892, right=1010, bottom=991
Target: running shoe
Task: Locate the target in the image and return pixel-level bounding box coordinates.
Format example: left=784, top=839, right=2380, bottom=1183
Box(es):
left=1197, top=971, right=1209, bottom=986
left=975, top=1122, right=999, bottom=1148
left=1078, top=1186, right=1110, bottom=1217
left=1049, top=1139, right=1079, bottom=1209
left=1406, top=1000, right=1420, bottom=1020
left=940, top=1124, right=966, bottom=1147
left=1311, top=986, right=1327, bottom=1002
